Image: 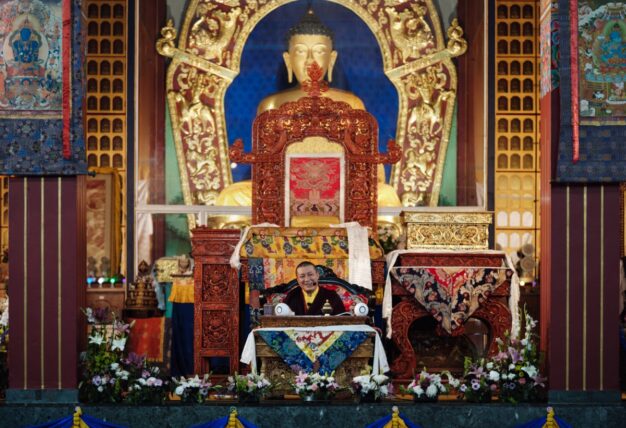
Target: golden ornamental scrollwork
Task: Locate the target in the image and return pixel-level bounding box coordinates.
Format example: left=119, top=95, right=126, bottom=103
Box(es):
left=170, top=64, right=227, bottom=205
left=385, top=1, right=467, bottom=207
left=156, top=19, right=177, bottom=57
left=407, top=224, right=489, bottom=249
left=403, top=211, right=493, bottom=250
left=397, top=61, right=453, bottom=206
left=188, top=3, right=242, bottom=67
left=385, top=2, right=435, bottom=63
left=404, top=211, right=493, bottom=225
left=446, top=18, right=468, bottom=56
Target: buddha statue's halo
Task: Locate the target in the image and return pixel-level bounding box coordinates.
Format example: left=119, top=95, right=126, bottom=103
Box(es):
left=285, top=8, right=334, bottom=48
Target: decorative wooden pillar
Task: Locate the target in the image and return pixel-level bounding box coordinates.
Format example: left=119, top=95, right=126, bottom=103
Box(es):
left=191, top=227, right=241, bottom=375
left=7, top=176, right=86, bottom=401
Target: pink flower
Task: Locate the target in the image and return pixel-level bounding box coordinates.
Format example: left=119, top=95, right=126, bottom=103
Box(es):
left=311, top=384, right=319, bottom=391
left=518, top=377, right=527, bottom=385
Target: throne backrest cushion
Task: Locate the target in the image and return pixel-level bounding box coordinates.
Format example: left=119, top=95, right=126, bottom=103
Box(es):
left=285, top=138, right=345, bottom=227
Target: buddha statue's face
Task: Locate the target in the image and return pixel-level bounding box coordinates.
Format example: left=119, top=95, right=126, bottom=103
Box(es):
left=283, top=34, right=337, bottom=84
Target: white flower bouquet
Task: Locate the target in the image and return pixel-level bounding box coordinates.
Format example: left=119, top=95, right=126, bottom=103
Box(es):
left=350, top=373, right=393, bottom=402
left=293, top=371, right=340, bottom=401
left=172, top=374, right=214, bottom=404
left=403, top=369, right=456, bottom=402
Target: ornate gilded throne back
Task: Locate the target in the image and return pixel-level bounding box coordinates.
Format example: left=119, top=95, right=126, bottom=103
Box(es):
left=230, top=96, right=400, bottom=229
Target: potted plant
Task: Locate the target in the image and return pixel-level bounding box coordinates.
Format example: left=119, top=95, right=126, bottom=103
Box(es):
left=172, top=374, right=214, bottom=404
left=402, top=369, right=456, bottom=403
left=350, top=373, right=392, bottom=403
left=293, top=371, right=340, bottom=402
left=227, top=372, right=273, bottom=404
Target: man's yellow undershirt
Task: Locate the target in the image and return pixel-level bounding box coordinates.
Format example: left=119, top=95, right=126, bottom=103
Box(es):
left=302, top=287, right=319, bottom=308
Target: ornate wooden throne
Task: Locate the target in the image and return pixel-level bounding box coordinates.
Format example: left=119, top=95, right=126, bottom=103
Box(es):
left=192, top=94, right=399, bottom=375
left=230, top=95, right=400, bottom=229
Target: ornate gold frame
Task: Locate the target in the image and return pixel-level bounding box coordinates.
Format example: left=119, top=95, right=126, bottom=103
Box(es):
left=157, top=0, right=468, bottom=226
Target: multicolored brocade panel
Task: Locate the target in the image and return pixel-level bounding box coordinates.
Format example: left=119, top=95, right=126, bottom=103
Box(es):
left=241, top=227, right=383, bottom=290
left=257, top=330, right=370, bottom=375
left=391, top=266, right=513, bottom=334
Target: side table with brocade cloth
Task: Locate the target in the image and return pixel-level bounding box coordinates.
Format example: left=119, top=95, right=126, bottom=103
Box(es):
left=382, top=250, right=520, bottom=380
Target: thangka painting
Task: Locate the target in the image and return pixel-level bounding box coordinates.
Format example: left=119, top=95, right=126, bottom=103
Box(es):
left=286, top=156, right=343, bottom=225
left=0, top=0, right=63, bottom=115
left=578, top=0, right=626, bottom=124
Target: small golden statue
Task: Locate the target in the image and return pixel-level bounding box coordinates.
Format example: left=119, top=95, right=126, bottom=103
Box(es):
left=321, top=299, right=333, bottom=316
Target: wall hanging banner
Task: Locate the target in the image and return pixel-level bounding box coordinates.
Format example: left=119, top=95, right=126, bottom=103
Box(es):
left=0, top=0, right=86, bottom=175
left=62, top=0, right=70, bottom=158
left=570, top=0, right=580, bottom=162
left=0, top=0, right=64, bottom=116
left=577, top=1, right=626, bottom=125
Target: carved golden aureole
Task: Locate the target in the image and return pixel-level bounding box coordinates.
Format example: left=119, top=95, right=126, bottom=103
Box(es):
left=157, top=0, right=468, bottom=229
left=403, top=211, right=493, bottom=250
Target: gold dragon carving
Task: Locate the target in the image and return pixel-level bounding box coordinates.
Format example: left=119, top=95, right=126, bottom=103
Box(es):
left=385, top=2, right=435, bottom=63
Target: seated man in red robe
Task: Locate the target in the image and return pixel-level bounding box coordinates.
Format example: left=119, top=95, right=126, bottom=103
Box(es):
left=283, top=261, right=345, bottom=315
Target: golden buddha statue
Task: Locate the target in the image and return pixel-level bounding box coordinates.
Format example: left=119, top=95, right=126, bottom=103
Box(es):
left=216, top=9, right=401, bottom=220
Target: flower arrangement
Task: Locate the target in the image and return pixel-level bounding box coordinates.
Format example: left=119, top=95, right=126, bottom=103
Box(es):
left=227, top=372, right=272, bottom=402
left=79, top=309, right=135, bottom=403
left=125, top=362, right=169, bottom=404
left=402, top=369, right=456, bottom=402
left=78, top=308, right=168, bottom=404
left=459, top=358, right=498, bottom=403
left=172, top=374, right=214, bottom=403
left=491, top=311, right=546, bottom=403
left=350, top=373, right=393, bottom=402
left=293, top=371, right=340, bottom=401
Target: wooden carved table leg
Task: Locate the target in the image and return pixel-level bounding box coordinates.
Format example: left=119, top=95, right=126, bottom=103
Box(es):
left=390, top=299, right=429, bottom=380
left=472, top=299, right=512, bottom=356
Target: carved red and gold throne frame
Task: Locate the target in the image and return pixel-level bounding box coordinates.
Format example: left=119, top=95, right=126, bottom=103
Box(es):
left=229, top=95, right=400, bottom=229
